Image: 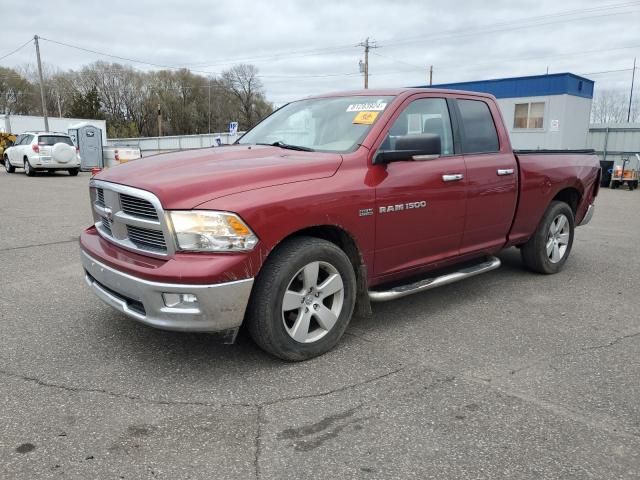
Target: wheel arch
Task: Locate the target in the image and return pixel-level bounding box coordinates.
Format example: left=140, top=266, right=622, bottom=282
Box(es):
left=265, top=224, right=371, bottom=317
left=552, top=187, right=582, bottom=217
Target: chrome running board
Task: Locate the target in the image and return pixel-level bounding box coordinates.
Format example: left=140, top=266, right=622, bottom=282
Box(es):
left=368, top=256, right=501, bottom=302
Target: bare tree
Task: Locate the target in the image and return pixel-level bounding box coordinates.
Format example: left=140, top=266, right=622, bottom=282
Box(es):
left=221, top=64, right=269, bottom=129
left=591, top=88, right=639, bottom=123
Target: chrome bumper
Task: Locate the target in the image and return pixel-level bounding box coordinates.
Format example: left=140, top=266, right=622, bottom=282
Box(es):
left=578, top=204, right=595, bottom=226
left=81, top=250, right=254, bottom=333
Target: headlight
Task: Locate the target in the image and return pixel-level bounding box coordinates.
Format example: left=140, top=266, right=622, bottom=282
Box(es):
left=168, top=211, right=258, bottom=252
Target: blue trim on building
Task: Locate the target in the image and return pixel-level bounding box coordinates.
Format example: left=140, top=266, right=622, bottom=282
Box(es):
left=416, top=73, right=594, bottom=99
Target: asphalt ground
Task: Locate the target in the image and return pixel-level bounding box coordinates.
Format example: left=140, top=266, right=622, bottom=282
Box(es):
left=0, top=169, right=638, bottom=479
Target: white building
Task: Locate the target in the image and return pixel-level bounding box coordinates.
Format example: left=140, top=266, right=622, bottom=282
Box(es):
left=0, top=114, right=107, bottom=144
left=421, top=73, right=594, bottom=150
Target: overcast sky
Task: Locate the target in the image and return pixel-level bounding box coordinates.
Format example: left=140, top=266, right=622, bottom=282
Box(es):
left=2, top=0, right=639, bottom=105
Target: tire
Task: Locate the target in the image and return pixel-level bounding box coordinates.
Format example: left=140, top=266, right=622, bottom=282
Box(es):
left=68, top=168, right=79, bottom=176
left=521, top=201, right=575, bottom=274
left=4, top=156, right=15, bottom=173
left=24, top=158, right=35, bottom=177
left=246, top=236, right=357, bottom=361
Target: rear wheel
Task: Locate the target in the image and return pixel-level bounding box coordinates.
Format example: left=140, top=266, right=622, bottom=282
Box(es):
left=24, top=158, right=35, bottom=177
left=4, top=156, right=14, bottom=173
left=521, top=201, right=575, bottom=274
left=68, top=168, right=79, bottom=176
left=246, top=236, right=357, bottom=361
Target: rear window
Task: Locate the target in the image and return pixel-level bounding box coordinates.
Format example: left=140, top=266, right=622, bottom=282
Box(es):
left=457, top=99, right=500, bottom=154
left=38, top=136, right=73, bottom=146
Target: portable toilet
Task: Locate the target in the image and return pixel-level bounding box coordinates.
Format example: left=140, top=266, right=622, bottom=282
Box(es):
left=68, top=123, right=103, bottom=171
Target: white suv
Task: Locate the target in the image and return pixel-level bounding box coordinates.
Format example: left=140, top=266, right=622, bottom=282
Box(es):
left=4, top=132, right=81, bottom=176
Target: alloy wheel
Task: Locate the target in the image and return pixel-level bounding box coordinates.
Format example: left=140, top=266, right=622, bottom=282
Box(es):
left=546, top=214, right=570, bottom=263
left=281, top=261, right=345, bottom=343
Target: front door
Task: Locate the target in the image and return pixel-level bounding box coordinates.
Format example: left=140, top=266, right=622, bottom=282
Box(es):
left=373, top=96, right=467, bottom=277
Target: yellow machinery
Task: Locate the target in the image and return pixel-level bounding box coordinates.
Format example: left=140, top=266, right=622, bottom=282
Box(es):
left=0, top=132, right=17, bottom=163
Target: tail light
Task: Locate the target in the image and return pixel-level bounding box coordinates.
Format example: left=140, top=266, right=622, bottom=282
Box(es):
left=76, top=146, right=80, bottom=154
left=32, top=144, right=40, bottom=153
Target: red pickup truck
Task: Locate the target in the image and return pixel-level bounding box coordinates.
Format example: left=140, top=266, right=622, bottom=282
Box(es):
left=81, top=88, right=600, bottom=360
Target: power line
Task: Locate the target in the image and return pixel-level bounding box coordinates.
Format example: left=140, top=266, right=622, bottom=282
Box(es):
left=0, top=38, right=33, bottom=62
left=379, top=2, right=640, bottom=49
left=38, top=36, right=216, bottom=75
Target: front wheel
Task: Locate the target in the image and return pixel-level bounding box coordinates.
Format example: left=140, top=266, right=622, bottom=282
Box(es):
left=521, top=201, right=575, bottom=274
left=246, top=236, right=357, bottom=361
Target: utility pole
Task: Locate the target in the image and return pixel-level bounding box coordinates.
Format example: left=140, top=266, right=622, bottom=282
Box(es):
left=157, top=103, right=162, bottom=137
left=627, top=57, right=636, bottom=123
left=208, top=76, right=212, bottom=134
left=429, top=65, right=433, bottom=86
left=358, top=37, right=377, bottom=89
left=56, top=92, right=62, bottom=117
left=34, top=35, right=49, bottom=131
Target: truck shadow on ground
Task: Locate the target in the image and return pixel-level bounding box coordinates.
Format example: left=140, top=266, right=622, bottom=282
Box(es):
left=91, top=248, right=532, bottom=371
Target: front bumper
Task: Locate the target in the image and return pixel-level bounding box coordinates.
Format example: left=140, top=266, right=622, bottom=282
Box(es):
left=81, top=249, right=254, bottom=333
left=578, top=203, right=595, bottom=226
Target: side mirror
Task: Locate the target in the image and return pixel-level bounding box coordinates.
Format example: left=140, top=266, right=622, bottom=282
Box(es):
left=373, top=134, right=441, bottom=164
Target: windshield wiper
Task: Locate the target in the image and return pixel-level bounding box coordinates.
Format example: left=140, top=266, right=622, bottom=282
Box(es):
left=256, top=141, right=315, bottom=152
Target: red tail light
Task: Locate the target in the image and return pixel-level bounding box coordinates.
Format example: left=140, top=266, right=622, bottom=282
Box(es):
left=76, top=146, right=80, bottom=153
left=32, top=144, right=40, bottom=153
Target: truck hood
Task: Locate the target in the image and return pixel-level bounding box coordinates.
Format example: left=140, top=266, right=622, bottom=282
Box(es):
left=96, top=145, right=343, bottom=209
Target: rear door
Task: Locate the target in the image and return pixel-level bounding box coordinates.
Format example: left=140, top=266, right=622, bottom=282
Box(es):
left=454, top=97, right=518, bottom=254
left=38, top=135, right=74, bottom=164
left=373, top=95, right=467, bottom=277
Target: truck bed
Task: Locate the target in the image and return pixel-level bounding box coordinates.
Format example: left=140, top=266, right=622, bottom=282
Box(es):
left=507, top=150, right=601, bottom=247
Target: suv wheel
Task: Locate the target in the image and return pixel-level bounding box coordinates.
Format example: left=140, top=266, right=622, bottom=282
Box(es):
left=521, top=201, right=575, bottom=274
left=68, top=168, right=79, bottom=176
left=4, top=156, right=14, bottom=173
left=24, top=158, right=36, bottom=177
left=246, top=236, right=357, bottom=361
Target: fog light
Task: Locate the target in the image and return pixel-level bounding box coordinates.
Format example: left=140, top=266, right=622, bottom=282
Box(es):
left=163, top=293, right=199, bottom=308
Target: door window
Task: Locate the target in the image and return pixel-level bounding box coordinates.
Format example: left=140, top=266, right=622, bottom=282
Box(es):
left=380, top=98, right=454, bottom=156
left=457, top=99, right=500, bottom=153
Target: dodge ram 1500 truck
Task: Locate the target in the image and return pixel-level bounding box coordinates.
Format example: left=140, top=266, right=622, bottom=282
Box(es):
left=80, top=88, right=600, bottom=361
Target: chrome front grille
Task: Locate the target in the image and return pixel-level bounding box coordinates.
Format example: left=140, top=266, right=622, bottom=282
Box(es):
left=90, top=180, right=174, bottom=258
left=96, top=188, right=105, bottom=206
left=127, top=225, right=167, bottom=251
left=101, top=216, right=112, bottom=235
left=120, top=194, right=158, bottom=220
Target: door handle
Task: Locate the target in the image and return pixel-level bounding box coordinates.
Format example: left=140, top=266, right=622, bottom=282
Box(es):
left=442, top=173, right=464, bottom=182
left=497, top=168, right=515, bottom=176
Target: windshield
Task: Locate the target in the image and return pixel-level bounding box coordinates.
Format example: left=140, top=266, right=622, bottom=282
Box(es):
left=238, top=95, right=393, bottom=153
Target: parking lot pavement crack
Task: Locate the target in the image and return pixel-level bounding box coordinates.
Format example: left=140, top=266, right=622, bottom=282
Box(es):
left=462, top=374, right=640, bottom=440
left=504, top=330, right=640, bottom=377
left=0, top=365, right=407, bottom=411
left=581, top=330, right=640, bottom=352
left=260, top=365, right=407, bottom=407
left=254, top=405, right=264, bottom=480
left=0, top=368, right=255, bottom=409
left=0, top=237, right=79, bottom=253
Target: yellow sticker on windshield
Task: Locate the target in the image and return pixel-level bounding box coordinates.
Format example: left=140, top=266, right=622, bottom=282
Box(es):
left=352, top=111, right=379, bottom=124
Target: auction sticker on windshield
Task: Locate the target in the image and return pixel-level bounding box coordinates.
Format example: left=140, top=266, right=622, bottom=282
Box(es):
left=352, top=111, right=379, bottom=124
left=346, top=100, right=388, bottom=112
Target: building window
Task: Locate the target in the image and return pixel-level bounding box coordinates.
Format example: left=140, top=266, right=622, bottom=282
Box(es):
left=513, top=102, right=545, bottom=129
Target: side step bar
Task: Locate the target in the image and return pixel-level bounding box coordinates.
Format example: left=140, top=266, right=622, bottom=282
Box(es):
left=368, top=256, right=501, bottom=302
